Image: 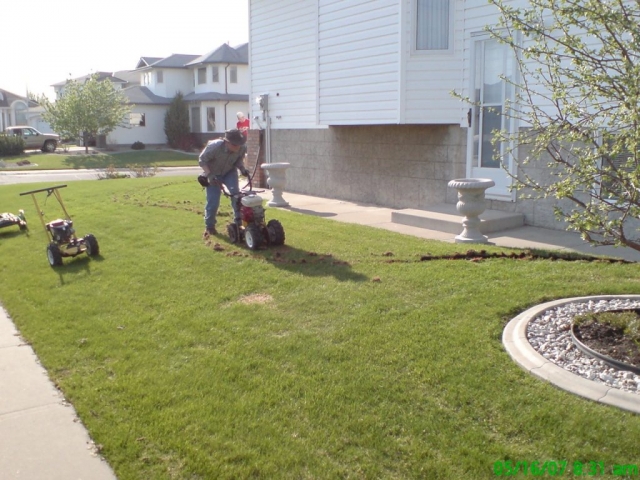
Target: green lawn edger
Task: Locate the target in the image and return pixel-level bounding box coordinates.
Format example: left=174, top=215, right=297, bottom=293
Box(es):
left=20, top=185, right=100, bottom=266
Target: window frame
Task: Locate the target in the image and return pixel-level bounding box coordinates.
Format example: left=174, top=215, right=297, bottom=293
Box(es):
left=206, top=107, right=216, bottom=132
left=212, top=66, right=219, bottom=83
left=229, top=66, right=238, bottom=84
left=411, top=0, right=454, bottom=55
left=197, top=67, right=206, bottom=85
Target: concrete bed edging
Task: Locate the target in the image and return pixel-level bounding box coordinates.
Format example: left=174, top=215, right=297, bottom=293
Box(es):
left=502, top=295, right=640, bottom=414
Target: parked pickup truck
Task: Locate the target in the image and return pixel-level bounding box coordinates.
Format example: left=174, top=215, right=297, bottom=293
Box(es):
left=4, top=126, right=59, bottom=153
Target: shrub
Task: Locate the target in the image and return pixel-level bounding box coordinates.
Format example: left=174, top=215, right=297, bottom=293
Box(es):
left=131, top=141, right=145, bottom=150
left=164, top=92, right=190, bottom=149
left=128, top=164, right=158, bottom=178
left=0, top=135, right=25, bottom=156
left=97, top=164, right=129, bottom=180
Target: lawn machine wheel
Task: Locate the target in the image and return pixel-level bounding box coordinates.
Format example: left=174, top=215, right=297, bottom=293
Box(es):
left=47, top=243, right=63, bottom=266
left=244, top=224, right=264, bottom=250
left=227, top=223, right=241, bottom=244
left=266, top=219, right=285, bottom=246
left=84, top=234, right=100, bottom=256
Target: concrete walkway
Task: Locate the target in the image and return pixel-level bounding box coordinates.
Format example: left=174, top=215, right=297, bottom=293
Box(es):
left=1, top=180, right=639, bottom=479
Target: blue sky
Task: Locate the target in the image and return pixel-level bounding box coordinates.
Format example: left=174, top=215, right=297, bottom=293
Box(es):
left=2, top=0, right=249, bottom=99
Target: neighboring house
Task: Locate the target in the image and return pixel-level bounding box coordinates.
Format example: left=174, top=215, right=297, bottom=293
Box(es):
left=109, top=43, right=250, bottom=147
left=248, top=0, right=572, bottom=231
left=48, top=43, right=250, bottom=148
left=51, top=72, right=130, bottom=99
left=0, top=88, right=48, bottom=133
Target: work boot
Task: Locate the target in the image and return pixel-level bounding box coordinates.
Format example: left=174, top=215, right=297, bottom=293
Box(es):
left=203, top=226, right=217, bottom=238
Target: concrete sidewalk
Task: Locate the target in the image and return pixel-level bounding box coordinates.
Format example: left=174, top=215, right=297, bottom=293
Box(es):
left=278, top=191, right=640, bottom=262
left=1, top=188, right=639, bottom=480
left=0, top=307, right=116, bottom=480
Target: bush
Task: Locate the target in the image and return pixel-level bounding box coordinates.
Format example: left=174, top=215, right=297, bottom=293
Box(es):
left=0, top=135, right=25, bottom=156
left=131, top=141, right=145, bottom=150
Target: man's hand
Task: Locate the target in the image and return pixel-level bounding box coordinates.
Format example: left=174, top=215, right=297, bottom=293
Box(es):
left=240, top=168, right=250, bottom=178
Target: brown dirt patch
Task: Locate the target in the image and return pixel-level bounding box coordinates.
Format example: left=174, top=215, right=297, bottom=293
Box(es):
left=238, top=293, right=273, bottom=305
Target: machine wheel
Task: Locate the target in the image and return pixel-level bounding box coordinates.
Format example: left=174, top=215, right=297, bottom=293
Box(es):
left=47, top=243, right=63, bottom=267
left=266, top=219, right=285, bottom=246
left=84, top=234, right=100, bottom=256
left=244, top=224, right=264, bottom=250
left=18, top=210, right=27, bottom=230
left=227, top=223, right=240, bottom=244
left=42, top=140, right=57, bottom=153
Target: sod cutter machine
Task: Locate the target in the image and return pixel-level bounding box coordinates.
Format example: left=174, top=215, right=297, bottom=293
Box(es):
left=20, top=185, right=100, bottom=266
left=199, top=174, right=285, bottom=250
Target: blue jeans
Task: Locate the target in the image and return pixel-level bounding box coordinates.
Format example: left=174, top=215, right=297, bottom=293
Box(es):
left=204, top=169, right=240, bottom=229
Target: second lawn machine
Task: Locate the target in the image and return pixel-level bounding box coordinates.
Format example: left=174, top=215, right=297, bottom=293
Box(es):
left=199, top=174, right=285, bottom=250
left=20, top=185, right=100, bottom=266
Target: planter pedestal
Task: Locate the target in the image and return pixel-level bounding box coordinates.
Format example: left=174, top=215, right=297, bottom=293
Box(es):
left=260, top=163, right=290, bottom=207
left=447, top=178, right=495, bottom=244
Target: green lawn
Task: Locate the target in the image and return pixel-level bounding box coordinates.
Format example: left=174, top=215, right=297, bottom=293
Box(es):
left=1, top=178, right=639, bottom=479
left=0, top=149, right=197, bottom=170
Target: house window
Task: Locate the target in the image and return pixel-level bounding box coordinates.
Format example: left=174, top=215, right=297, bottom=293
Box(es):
left=212, top=66, right=219, bottom=83
left=230, top=66, right=238, bottom=84
left=198, top=68, right=206, bottom=85
left=416, top=0, right=451, bottom=51
left=191, top=107, right=201, bottom=132
left=129, top=113, right=146, bottom=127
left=14, top=102, right=28, bottom=125
left=157, top=70, right=163, bottom=84
left=206, top=108, right=216, bottom=132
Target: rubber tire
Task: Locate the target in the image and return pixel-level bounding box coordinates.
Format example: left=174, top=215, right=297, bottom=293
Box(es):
left=43, top=140, right=57, bottom=153
left=227, top=223, right=240, bottom=244
left=47, top=243, right=63, bottom=266
left=266, top=219, right=285, bottom=246
left=84, top=234, right=99, bottom=256
left=244, top=224, right=264, bottom=250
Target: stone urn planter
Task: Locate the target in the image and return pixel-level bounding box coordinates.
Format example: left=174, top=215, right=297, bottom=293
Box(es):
left=447, top=178, right=495, bottom=244
left=260, top=162, right=291, bottom=207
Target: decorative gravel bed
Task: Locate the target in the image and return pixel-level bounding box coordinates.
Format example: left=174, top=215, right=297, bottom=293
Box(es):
left=527, top=298, right=640, bottom=395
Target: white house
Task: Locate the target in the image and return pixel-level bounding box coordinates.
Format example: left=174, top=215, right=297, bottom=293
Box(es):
left=0, top=88, right=51, bottom=133
left=248, top=0, right=576, bottom=231
left=109, top=43, right=250, bottom=147
left=48, top=44, right=250, bottom=148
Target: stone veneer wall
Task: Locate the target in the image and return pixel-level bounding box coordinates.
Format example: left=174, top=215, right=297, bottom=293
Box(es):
left=268, top=125, right=467, bottom=210
left=259, top=123, right=609, bottom=232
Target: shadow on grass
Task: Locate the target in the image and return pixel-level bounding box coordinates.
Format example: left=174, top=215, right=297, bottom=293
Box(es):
left=208, top=238, right=368, bottom=282
left=62, top=154, right=118, bottom=169
left=50, top=254, right=104, bottom=285
left=0, top=229, right=29, bottom=239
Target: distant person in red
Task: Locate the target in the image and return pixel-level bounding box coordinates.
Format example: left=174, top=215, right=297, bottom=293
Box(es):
left=236, top=112, right=250, bottom=139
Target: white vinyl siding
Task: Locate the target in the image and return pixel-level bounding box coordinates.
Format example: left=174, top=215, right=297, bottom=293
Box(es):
left=318, top=0, right=400, bottom=125
left=404, top=0, right=464, bottom=124
left=250, top=0, right=320, bottom=129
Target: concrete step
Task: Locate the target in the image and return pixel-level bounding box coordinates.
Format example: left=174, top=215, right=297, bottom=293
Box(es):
left=391, top=204, right=524, bottom=234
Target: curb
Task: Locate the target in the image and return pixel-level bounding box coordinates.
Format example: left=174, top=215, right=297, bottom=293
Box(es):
left=502, top=295, right=640, bottom=414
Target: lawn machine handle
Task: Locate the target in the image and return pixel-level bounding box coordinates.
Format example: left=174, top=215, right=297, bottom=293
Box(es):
left=19, top=185, right=68, bottom=196
left=19, top=185, right=71, bottom=239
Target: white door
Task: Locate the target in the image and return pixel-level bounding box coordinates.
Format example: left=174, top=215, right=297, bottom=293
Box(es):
left=467, top=36, right=517, bottom=200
